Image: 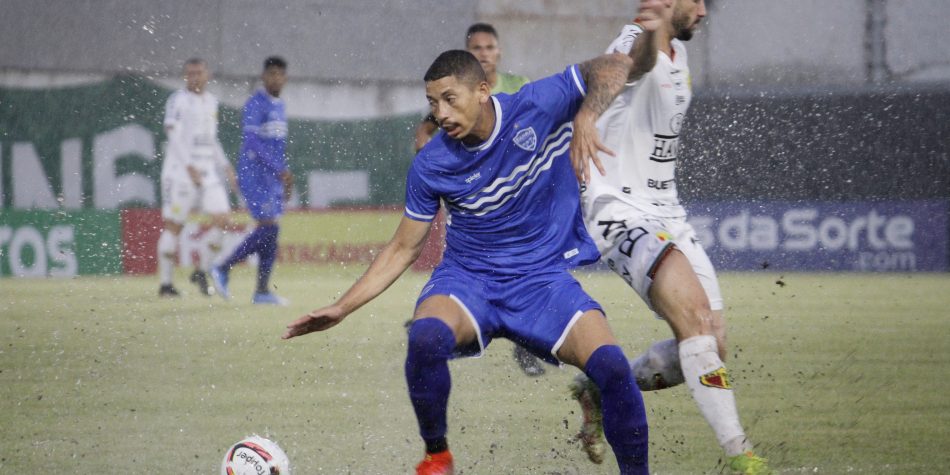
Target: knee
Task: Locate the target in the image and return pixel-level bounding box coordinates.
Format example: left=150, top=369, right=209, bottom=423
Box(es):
left=671, top=302, right=715, bottom=340
left=585, top=345, right=634, bottom=389
left=407, top=318, right=456, bottom=360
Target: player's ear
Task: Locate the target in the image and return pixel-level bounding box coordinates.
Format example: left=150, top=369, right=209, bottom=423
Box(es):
left=477, top=80, right=491, bottom=103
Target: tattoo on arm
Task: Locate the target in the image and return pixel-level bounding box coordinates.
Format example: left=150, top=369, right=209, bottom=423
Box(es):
left=627, top=30, right=658, bottom=83
left=578, top=54, right=634, bottom=119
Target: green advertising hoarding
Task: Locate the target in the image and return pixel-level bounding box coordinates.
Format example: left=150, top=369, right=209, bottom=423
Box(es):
left=0, top=76, right=417, bottom=211
left=0, top=210, right=122, bottom=277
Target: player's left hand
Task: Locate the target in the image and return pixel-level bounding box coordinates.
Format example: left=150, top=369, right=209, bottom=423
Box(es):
left=637, top=0, right=672, bottom=32
left=282, top=304, right=347, bottom=339
left=570, top=111, right=614, bottom=184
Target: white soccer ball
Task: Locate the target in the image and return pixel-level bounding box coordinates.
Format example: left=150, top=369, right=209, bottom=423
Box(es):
left=221, top=435, right=291, bottom=475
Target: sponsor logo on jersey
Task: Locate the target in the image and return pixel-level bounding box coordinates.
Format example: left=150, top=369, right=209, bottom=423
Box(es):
left=699, top=367, right=732, bottom=389
left=465, top=172, right=481, bottom=184
left=670, top=113, right=684, bottom=134
left=670, top=70, right=686, bottom=91
left=563, top=248, right=579, bottom=259
left=650, top=134, right=679, bottom=163
left=513, top=127, right=538, bottom=152
left=648, top=178, right=675, bottom=190
left=656, top=231, right=672, bottom=242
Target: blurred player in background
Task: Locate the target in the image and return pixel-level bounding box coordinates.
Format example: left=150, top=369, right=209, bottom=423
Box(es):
left=211, top=56, right=293, bottom=305
left=284, top=34, right=663, bottom=474
left=413, top=23, right=530, bottom=153
left=157, top=57, right=237, bottom=297
left=569, top=1, right=771, bottom=473
left=412, top=23, right=545, bottom=377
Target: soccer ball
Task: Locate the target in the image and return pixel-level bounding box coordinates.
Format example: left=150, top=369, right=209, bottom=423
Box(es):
left=221, top=435, right=291, bottom=475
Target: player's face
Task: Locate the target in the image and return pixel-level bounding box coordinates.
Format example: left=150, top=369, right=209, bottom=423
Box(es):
left=425, top=75, right=491, bottom=142
left=262, top=66, right=287, bottom=97
left=466, top=32, right=500, bottom=77
left=184, top=63, right=209, bottom=93
left=672, top=0, right=706, bottom=41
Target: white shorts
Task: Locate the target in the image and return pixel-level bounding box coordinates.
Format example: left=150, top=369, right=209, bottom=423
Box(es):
left=587, top=204, right=723, bottom=313
left=160, top=177, right=230, bottom=223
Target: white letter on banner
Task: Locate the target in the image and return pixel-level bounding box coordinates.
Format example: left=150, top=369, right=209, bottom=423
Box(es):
left=307, top=170, right=370, bottom=208
left=9, top=226, right=47, bottom=277
left=749, top=215, right=779, bottom=250
left=783, top=208, right=817, bottom=251
left=12, top=143, right=58, bottom=209
left=48, top=225, right=78, bottom=277
left=93, top=124, right=155, bottom=209
left=61, top=138, right=83, bottom=209
left=718, top=210, right=749, bottom=251
left=885, top=216, right=914, bottom=250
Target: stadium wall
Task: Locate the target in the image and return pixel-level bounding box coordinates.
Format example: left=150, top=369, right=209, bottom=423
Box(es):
left=2, top=1, right=948, bottom=275
left=1, top=76, right=948, bottom=275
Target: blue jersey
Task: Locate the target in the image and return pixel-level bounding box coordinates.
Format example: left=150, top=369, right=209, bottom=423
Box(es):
left=405, top=65, right=599, bottom=277
left=238, top=90, right=288, bottom=178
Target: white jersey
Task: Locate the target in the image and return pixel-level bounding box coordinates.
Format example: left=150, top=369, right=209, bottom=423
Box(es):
left=162, top=89, right=228, bottom=187
left=583, top=24, right=692, bottom=220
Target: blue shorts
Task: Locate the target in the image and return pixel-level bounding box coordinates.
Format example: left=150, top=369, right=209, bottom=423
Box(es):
left=239, top=167, right=283, bottom=221
left=415, top=265, right=603, bottom=364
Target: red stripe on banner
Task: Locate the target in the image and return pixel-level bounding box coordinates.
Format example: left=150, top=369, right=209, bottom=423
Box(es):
left=121, top=208, right=163, bottom=275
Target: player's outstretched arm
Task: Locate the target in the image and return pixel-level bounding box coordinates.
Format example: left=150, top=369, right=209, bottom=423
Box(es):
left=282, top=216, right=432, bottom=339
left=626, top=0, right=669, bottom=82
left=570, top=53, right=634, bottom=184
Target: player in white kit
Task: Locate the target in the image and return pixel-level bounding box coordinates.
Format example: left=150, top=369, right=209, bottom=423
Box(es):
left=157, top=58, right=236, bottom=297
left=568, top=1, right=771, bottom=473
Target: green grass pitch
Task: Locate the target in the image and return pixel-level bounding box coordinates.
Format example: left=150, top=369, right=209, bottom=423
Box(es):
left=1, top=266, right=948, bottom=473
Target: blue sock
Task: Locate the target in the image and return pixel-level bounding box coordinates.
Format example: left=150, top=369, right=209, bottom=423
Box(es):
left=221, top=224, right=269, bottom=270
left=405, top=318, right=455, bottom=449
left=585, top=345, right=649, bottom=475
left=255, top=224, right=279, bottom=294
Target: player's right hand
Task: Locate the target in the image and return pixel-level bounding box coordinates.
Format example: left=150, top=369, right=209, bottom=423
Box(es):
left=187, top=165, right=203, bottom=186
left=637, top=0, right=671, bottom=32
left=570, top=110, right=613, bottom=184
left=280, top=170, right=294, bottom=202
left=282, top=305, right=347, bottom=339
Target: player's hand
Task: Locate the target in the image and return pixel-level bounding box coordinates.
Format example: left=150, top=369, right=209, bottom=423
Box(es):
left=280, top=170, right=294, bottom=202
left=637, top=0, right=671, bottom=32
left=187, top=165, right=202, bottom=186
left=570, top=110, right=613, bottom=184
left=282, top=304, right=347, bottom=339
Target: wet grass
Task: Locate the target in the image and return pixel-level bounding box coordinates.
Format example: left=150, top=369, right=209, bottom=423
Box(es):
left=1, top=266, right=948, bottom=473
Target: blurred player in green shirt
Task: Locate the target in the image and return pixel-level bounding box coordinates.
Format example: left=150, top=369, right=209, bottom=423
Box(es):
left=413, top=23, right=529, bottom=152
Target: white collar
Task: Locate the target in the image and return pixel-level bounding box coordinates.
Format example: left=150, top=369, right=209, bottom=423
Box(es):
left=463, top=96, right=502, bottom=153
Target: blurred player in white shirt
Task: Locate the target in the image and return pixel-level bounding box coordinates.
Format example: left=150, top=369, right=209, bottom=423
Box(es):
left=157, top=58, right=237, bottom=297
left=569, top=1, right=771, bottom=473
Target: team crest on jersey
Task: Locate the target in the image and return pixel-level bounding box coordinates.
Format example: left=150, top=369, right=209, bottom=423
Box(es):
left=699, top=367, right=732, bottom=389
left=513, top=127, right=537, bottom=152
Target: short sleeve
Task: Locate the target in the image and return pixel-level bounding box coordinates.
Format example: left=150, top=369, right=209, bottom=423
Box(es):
left=605, top=23, right=644, bottom=55
left=163, top=92, right=180, bottom=128
left=403, top=159, right=439, bottom=222
left=242, top=96, right=264, bottom=135
left=515, top=64, right=587, bottom=125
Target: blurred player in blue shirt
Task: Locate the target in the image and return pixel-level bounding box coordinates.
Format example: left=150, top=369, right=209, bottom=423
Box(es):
left=283, top=40, right=657, bottom=473
left=211, top=56, right=293, bottom=305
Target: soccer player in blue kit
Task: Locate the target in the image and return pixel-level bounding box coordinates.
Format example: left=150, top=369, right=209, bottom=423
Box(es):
left=282, top=4, right=669, bottom=471
left=211, top=56, right=293, bottom=305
